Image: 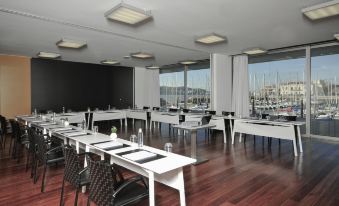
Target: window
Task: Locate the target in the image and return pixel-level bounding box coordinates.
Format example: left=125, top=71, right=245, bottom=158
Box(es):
left=248, top=50, right=306, bottom=120
left=311, top=44, right=339, bottom=137
left=159, top=60, right=210, bottom=110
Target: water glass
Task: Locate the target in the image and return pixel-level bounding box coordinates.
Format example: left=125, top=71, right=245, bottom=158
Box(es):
left=93, top=126, right=98, bottom=134
left=164, top=143, right=173, bottom=152
left=130, top=134, right=137, bottom=145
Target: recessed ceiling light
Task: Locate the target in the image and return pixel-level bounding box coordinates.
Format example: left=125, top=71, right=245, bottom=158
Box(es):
left=335, top=33, right=339, bottom=40
left=302, top=0, right=339, bottom=20
left=56, top=38, right=87, bottom=49
left=179, top=60, right=197, bottom=65
left=146, top=65, right=160, bottom=69
left=105, top=2, right=152, bottom=25
left=243, top=48, right=267, bottom=55
left=37, top=52, right=61, bottom=59
left=131, top=52, right=154, bottom=59
left=123, top=55, right=131, bottom=59
left=101, top=60, right=120, bottom=65
left=195, top=33, right=226, bottom=44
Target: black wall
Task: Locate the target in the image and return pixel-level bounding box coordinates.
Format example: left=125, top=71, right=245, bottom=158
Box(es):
left=31, top=58, right=134, bottom=112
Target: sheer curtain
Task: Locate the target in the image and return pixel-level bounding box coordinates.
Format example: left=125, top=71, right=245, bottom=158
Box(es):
left=134, top=67, right=160, bottom=108
left=232, top=55, right=250, bottom=117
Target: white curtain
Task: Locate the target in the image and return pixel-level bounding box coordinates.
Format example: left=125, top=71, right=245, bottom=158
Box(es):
left=232, top=55, right=250, bottom=117
left=134, top=67, right=160, bottom=108
left=211, top=53, right=233, bottom=115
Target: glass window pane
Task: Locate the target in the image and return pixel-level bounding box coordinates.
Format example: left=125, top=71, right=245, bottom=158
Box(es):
left=248, top=50, right=306, bottom=133
left=159, top=67, right=184, bottom=108
left=311, top=44, right=339, bottom=137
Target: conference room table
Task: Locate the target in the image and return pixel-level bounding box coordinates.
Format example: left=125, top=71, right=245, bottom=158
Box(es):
left=124, top=109, right=149, bottom=129
left=20, top=116, right=195, bottom=206
left=232, top=118, right=304, bottom=156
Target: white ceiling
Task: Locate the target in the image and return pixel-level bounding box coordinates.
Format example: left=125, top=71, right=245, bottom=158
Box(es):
left=0, top=0, right=338, bottom=67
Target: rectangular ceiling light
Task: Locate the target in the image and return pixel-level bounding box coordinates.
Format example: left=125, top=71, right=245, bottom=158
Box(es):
left=105, top=3, right=152, bottom=25
left=243, top=48, right=267, bottom=55
left=101, top=60, right=120, bottom=65
left=302, top=0, right=339, bottom=20
left=37, top=52, right=61, bottom=59
left=146, top=65, right=160, bottom=69
left=335, top=34, right=339, bottom=40
left=131, top=52, right=153, bottom=59
left=56, top=38, right=87, bottom=49
left=179, top=60, right=197, bottom=65
left=195, top=33, right=226, bottom=44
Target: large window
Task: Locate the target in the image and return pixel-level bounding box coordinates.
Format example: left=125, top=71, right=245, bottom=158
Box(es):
left=311, top=44, right=339, bottom=137
left=159, top=60, right=210, bottom=110
left=248, top=50, right=306, bottom=119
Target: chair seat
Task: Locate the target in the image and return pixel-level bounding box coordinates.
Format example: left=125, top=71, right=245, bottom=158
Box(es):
left=46, top=150, right=64, bottom=164
left=114, top=182, right=148, bottom=206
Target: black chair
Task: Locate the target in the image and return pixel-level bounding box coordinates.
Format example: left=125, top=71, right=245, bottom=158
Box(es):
left=87, top=159, right=148, bottom=206
left=0, top=115, right=7, bottom=150
left=152, top=107, right=160, bottom=111
left=205, top=110, right=216, bottom=115
left=169, top=108, right=178, bottom=112
left=182, top=109, right=190, bottom=113
left=10, top=120, right=29, bottom=161
left=26, top=127, right=37, bottom=177
left=142, top=106, right=150, bottom=110
left=34, top=133, right=64, bottom=192
left=60, top=145, right=91, bottom=206
left=222, top=111, right=235, bottom=116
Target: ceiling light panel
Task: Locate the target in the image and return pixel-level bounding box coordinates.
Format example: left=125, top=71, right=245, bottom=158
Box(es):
left=56, top=38, right=87, bottom=49
left=335, top=34, right=339, bottom=40
left=243, top=48, right=267, bottom=55
left=302, top=0, right=339, bottom=20
left=131, top=52, right=154, bottom=59
left=146, top=65, right=160, bottom=69
left=101, top=60, right=119, bottom=65
left=105, top=3, right=152, bottom=25
left=37, top=52, right=61, bottom=59
left=196, top=33, right=226, bottom=44
left=179, top=60, right=197, bottom=65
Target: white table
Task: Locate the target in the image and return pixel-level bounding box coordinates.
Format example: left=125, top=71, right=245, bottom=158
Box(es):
left=92, top=110, right=127, bottom=127
left=232, top=119, right=304, bottom=156
left=125, top=109, right=148, bottom=129
left=150, top=112, right=180, bottom=130
left=31, top=120, right=195, bottom=206
left=172, top=123, right=215, bottom=165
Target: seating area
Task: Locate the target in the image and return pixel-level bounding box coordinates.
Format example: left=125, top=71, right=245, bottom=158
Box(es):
left=1, top=1, right=339, bottom=205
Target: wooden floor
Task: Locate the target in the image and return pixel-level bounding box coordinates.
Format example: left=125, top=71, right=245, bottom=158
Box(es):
left=1, top=120, right=339, bottom=206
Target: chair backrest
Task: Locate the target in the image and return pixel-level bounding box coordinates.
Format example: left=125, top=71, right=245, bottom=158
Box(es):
left=27, top=127, right=36, bottom=153
left=63, top=145, right=82, bottom=187
left=205, top=110, right=216, bottom=115
left=143, top=106, right=150, bottom=110
left=222, top=111, right=235, bottom=116
left=169, top=108, right=178, bottom=112
left=85, top=112, right=94, bottom=130
left=152, top=107, right=160, bottom=111
left=0, top=116, right=7, bottom=135
left=88, top=159, right=124, bottom=206
left=35, top=133, right=48, bottom=163
left=9, top=119, right=18, bottom=138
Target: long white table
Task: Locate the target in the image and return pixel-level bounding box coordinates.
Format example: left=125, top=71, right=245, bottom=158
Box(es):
left=232, top=118, right=304, bottom=156
left=125, top=109, right=148, bottom=129
left=20, top=116, right=195, bottom=206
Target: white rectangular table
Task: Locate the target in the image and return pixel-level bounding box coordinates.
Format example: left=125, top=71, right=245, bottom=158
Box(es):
left=125, top=109, right=148, bottom=129
left=37, top=122, right=196, bottom=206
left=232, top=119, right=304, bottom=156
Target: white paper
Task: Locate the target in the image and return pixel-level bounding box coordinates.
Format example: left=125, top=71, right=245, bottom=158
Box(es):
left=94, top=141, right=123, bottom=149
left=122, top=151, right=156, bottom=161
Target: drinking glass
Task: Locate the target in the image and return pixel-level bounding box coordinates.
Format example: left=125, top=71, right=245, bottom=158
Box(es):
left=93, top=126, right=98, bottom=134
left=130, top=134, right=137, bottom=145
left=164, top=143, right=173, bottom=152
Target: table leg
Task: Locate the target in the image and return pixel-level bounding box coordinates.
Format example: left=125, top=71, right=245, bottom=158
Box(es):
left=148, top=171, right=155, bottom=206
left=145, top=119, right=148, bottom=130
left=292, top=138, right=298, bottom=156
left=239, top=133, right=242, bottom=143
left=297, top=126, right=303, bottom=153
left=125, top=118, right=127, bottom=129
left=178, top=168, right=186, bottom=206
left=82, top=146, right=90, bottom=193
left=191, top=130, right=208, bottom=165
left=229, top=119, right=233, bottom=139
left=120, top=119, right=122, bottom=128
left=76, top=141, right=80, bottom=153
left=232, top=130, right=235, bottom=145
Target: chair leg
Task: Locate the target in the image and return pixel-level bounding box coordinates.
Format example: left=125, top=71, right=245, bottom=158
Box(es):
left=34, top=160, right=39, bottom=183
left=41, top=163, right=47, bottom=192
left=87, top=197, right=91, bottom=206
left=25, top=151, right=30, bottom=172
left=31, top=154, right=36, bottom=178
left=74, top=187, right=79, bottom=206
left=60, top=177, right=65, bottom=206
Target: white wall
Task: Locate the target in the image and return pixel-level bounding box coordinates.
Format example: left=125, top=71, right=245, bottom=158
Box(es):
left=134, top=67, right=160, bottom=109
left=211, top=53, right=233, bottom=114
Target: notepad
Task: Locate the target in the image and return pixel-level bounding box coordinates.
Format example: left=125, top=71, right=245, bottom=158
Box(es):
left=32, top=120, right=45, bottom=123
left=40, top=122, right=57, bottom=126
left=94, top=141, right=123, bottom=149
left=122, top=151, right=157, bottom=162
left=64, top=131, right=87, bottom=137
